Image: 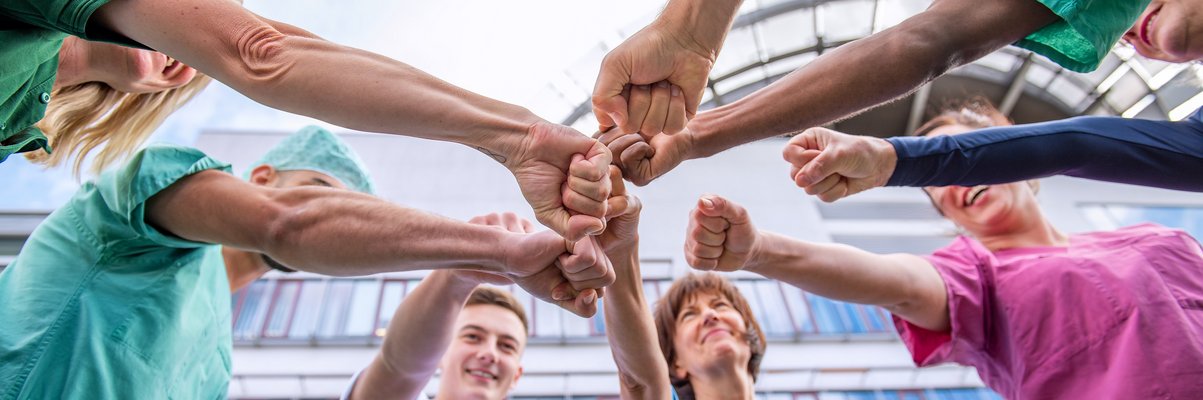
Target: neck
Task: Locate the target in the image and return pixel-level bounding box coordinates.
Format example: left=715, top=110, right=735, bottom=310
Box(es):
left=976, top=212, right=1068, bottom=252
left=53, top=37, right=94, bottom=90
left=221, top=247, right=271, bottom=292
left=690, top=368, right=755, bottom=400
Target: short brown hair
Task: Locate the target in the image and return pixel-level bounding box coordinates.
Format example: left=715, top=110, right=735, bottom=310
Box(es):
left=913, top=97, right=1010, bottom=136
left=652, top=273, right=766, bottom=399
left=466, top=286, right=529, bottom=336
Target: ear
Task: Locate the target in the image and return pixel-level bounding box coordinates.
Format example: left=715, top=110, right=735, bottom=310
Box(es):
left=672, top=359, right=689, bottom=381
left=511, top=365, right=524, bottom=387
left=248, top=165, right=278, bottom=186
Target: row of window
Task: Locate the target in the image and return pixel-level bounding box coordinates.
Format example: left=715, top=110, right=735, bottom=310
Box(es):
left=510, top=388, right=1001, bottom=400
left=230, top=276, right=897, bottom=343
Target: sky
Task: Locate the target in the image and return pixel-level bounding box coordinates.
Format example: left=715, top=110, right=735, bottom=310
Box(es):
left=1, top=0, right=666, bottom=210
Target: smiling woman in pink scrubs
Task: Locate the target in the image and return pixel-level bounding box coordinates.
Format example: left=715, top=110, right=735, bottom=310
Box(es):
left=682, top=102, right=1203, bottom=399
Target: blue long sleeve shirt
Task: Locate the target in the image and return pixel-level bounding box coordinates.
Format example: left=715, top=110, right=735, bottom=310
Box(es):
left=885, top=108, right=1203, bottom=191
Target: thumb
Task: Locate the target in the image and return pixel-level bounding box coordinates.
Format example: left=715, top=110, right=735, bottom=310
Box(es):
left=592, top=65, right=631, bottom=131
left=796, top=148, right=841, bottom=188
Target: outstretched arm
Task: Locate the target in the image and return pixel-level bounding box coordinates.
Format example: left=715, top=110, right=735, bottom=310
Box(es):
left=596, top=172, right=673, bottom=400
left=609, top=0, right=1058, bottom=185
left=91, top=0, right=611, bottom=240
left=784, top=115, right=1203, bottom=202
left=348, top=270, right=480, bottom=400
left=145, top=170, right=609, bottom=316
left=685, top=195, right=949, bottom=331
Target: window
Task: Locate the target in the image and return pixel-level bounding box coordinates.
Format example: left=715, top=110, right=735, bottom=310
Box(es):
left=1082, top=204, right=1203, bottom=238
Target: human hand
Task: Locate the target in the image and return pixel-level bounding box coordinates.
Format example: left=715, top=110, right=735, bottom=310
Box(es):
left=597, top=166, right=642, bottom=253
left=684, top=195, right=759, bottom=272
left=595, top=126, right=695, bottom=187
left=783, top=127, right=897, bottom=202
left=508, top=121, right=613, bottom=241
left=451, top=213, right=534, bottom=286
left=500, top=228, right=610, bottom=318
left=592, top=24, right=714, bottom=138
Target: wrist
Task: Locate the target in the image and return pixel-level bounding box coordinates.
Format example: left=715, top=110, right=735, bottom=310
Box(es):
left=654, top=0, right=743, bottom=58
left=465, top=107, right=544, bottom=169
left=431, top=270, right=481, bottom=297
left=870, top=137, right=898, bottom=187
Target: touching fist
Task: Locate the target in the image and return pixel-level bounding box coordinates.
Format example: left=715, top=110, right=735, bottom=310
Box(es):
left=783, top=127, right=897, bottom=202
left=684, top=195, right=759, bottom=272
left=508, top=121, right=613, bottom=241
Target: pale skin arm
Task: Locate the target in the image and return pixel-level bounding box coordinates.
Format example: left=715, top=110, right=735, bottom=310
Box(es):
left=145, top=170, right=608, bottom=316
left=91, top=0, right=611, bottom=241
left=685, top=195, right=949, bottom=331
left=596, top=173, right=673, bottom=400
left=608, top=0, right=1058, bottom=185
left=348, top=270, right=479, bottom=400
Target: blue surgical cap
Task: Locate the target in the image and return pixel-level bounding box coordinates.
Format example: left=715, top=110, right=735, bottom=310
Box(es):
left=246, top=126, right=376, bottom=194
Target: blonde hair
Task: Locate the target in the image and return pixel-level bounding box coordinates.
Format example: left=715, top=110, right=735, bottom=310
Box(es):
left=27, top=73, right=212, bottom=175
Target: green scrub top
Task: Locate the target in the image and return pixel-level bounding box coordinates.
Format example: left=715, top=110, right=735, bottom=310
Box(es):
left=1018, top=0, right=1152, bottom=72
left=0, top=0, right=136, bottom=163
left=0, top=145, right=233, bottom=400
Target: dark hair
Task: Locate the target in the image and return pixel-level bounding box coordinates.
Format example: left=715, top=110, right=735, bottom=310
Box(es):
left=467, top=286, right=529, bottom=336
left=652, top=273, right=767, bottom=399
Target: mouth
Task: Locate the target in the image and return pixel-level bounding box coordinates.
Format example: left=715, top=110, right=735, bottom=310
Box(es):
left=962, top=186, right=989, bottom=207
left=701, top=329, right=731, bottom=344
left=465, top=368, right=498, bottom=382
left=1139, top=5, right=1162, bottom=46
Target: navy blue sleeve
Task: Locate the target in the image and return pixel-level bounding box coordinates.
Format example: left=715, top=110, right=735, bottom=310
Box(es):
left=885, top=109, right=1203, bottom=191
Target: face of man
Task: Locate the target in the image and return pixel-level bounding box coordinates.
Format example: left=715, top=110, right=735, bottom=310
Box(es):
left=437, top=304, right=527, bottom=400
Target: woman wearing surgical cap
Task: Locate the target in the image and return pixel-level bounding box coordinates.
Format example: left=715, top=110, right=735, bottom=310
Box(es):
left=596, top=169, right=765, bottom=400
left=0, top=127, right=605, bottom=399
left=2, top=0, right=609, bottom=242
left=684, top=103, right=1203, bottom=399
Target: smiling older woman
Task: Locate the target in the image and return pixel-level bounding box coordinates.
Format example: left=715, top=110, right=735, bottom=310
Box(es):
left=684, top=103, right=1203, bottom=399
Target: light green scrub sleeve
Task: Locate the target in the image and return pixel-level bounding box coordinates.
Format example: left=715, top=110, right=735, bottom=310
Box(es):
left=0, top=144, right=234, bottom=400
left=1017, top=0, right=1151, bottom=72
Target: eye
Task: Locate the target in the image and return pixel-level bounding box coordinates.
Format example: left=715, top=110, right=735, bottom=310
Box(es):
left=500, top=342, right=518, bottom=353
left=462, top=333, right=482, bottom=342
left=679, top=310, right=696, bottom=321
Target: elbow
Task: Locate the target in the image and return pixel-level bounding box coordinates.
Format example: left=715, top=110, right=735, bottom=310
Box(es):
left=230, top=25, right=297, bottom=86
left=258, top=193, right=318, bottom=269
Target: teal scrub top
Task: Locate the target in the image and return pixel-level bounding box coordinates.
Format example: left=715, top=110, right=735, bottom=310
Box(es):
left=0, top=145, right=234, bottom=400
left=1018, top=0, right=1152, bottom=72
left=0, top=0, right=137, bottom=163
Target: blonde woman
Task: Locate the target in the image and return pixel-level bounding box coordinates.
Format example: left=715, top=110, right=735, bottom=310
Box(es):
left=2, top=0, right=611, bottom=241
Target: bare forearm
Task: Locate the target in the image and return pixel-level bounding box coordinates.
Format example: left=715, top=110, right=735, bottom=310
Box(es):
left=655, top=0, right=744, bottom=57
left=256, top=189, right=513, bottom=276
left=748, top=232, right=937, bottom=312
left=353, top=271, right=475, bottom=400
left=687, top=0, right=1055, bottom=157
left=95, top=0, right=537, bottom=157
left=603, top=248, right=672, bottom=399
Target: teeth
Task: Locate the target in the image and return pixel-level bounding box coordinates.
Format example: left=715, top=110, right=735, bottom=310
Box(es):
left=467, top=370, right=496, bottom=380
left=966, top=186, right=988, bottom=206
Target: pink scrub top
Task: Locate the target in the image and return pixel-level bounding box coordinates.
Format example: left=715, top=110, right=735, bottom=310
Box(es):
left=894, top=224, right=1203, bottom=399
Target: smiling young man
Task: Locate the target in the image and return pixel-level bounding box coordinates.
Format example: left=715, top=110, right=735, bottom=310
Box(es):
left=342, top=213, right=544, bottom=400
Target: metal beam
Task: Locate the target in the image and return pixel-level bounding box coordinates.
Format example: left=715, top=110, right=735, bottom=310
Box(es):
left=905, top=84, right=932, bottom=134
left=998, top=52, right=1034, bottom=116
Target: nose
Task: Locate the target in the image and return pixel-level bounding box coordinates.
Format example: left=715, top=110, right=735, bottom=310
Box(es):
left=701, top=308, right=720, bottom=326
left=475, top=342, right=498, bottom=364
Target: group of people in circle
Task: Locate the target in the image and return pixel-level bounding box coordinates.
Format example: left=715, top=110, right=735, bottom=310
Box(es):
left=1, top=0, right=1201, bottom=398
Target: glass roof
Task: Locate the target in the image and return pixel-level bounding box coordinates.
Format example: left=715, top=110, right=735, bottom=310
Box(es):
left=549, top=0, right=1203, bottom=135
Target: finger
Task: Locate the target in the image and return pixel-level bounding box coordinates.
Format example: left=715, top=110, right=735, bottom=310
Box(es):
left=569, top=271, right=616, bottom=292
left=557, top=238, right=601, bottom=274
left=803, top=173, right=841, bottom=197
left=558, top=286, right=599, bottom=318
left=595, top=126, right=624, bottom=145
left=782, top=143, right=821, bottom=168
left=572, top=145, right=612, bottom=182
left=618, top=139, right=654, bottom=170
left=605, top=194, right=633, bottom=219
left=696, top=195, right=750, bottom=225
left=501, top=212, right=525, bottom=233
left=685, top=252, right=718, bottom=271
left=606, top=134, right=647, bottom=160
left=663, top=85, right=687, bottom=135
left=624, top=84, right=652, bottom=135
left=817, top=181, right=850, bottom=203
left=468, top=215, right=488, bottom=224
left=687, top=240, right=725, bottom=259
left=608, top=165, right=626, bottom=197
left=691, top=207, right=730, bottom=233
left=549, top=208, right=602, bottom=241
left=638, top=81, right=672, bottom=140
left=567, top=174, right=609, bottom=202
left=520, top=218, right=536, bottom=234
left=689, top=223, right=726, bottom=247
left=563, top=184, right=607, bottom=218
